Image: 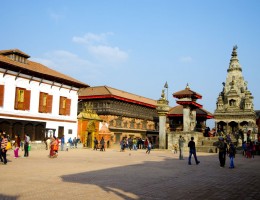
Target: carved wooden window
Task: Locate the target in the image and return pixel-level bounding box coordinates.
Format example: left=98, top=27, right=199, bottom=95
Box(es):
left=109, top=120, right=114, bottom=127
left=59, top=96, right=71, bottom=116
left=130, top=120, right=135, bottom=129
left=137, top=123, right=140, bottom=129
left=14, top=87, right=31, bottom=110
left=116, top=118, right=122, bottom=128
left=142, top=121, right=147, bottom=129
left=124, top=121, right=128, bottom=128
left=0, top=85, right=4, bottom=107
left=39, top=92, right=53, bottom=113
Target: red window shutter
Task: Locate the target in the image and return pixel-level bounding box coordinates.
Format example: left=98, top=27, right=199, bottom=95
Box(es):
left=59, top=96, right=64, bottom=115
left=24, top=90, right=31, bottom=110
left=47, top=95, right=53, bottom=113
left=14, top=87, right=19, bottom=110
left=65, top=98, right=71, bottom=116
left=39, top=92, right=44, bottom=113
left=0, top=85, right=4, bottom=107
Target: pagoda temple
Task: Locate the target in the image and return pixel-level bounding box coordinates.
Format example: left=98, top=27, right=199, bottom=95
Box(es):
left=172, top=84, right=206, bottom=132
left=168, top=105, right=213, bottom=132
left=214, top=46, right=257, bottom=135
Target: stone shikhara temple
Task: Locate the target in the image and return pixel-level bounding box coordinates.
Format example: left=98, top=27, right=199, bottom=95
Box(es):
left=214, top=46, right=257, bottom=137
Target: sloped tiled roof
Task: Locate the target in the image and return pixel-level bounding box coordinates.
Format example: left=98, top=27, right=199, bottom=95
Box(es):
left=0, top=49, right=89, bottom=88
left=79, top=86, right=157, bottom=108
left=168, top=105, right=213, bottom=118
left=173, top=86, right=202, bottom=99
left=0, top=49, right=30, bottom=58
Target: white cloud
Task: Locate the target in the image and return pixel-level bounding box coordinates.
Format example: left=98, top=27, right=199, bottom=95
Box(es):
left=31, top=50, right=98, bottom=83
left=72, top=32, right=113, bottom=45
left=179, top=56, right=193, bottom=63
left=30, top=32, right=128, bottom=85
left=72, top=32, right=128, bottom=64
left=88, top=45, right=128, bottom=63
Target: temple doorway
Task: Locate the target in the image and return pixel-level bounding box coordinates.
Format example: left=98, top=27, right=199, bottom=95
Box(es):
left=228, top=121, right=238, bottom=133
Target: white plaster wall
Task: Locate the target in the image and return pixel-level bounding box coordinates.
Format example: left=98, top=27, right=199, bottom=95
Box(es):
left=0, top=71, right=79, bottom=140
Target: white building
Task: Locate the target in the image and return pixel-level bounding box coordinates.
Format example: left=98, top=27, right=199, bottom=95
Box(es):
left=0, top=49, right=89, bottom=141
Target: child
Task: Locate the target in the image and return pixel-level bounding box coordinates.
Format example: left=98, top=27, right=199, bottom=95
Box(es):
left=146, top=140, right=152, bottom=154
left=228, top=142, right=236, bottom=169
left=173, top=143, right=178, bottom=154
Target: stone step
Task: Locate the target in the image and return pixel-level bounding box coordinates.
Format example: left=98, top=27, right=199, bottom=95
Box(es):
left=196, top=146, right=218, bottom=153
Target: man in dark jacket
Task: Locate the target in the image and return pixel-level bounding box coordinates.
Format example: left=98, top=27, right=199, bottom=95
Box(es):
left=217, top=137, right=226, bottom=167
left=188, top=137, right=200, bottom=165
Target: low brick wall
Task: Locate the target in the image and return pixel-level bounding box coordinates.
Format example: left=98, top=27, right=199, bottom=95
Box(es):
left=168, top=131, right=203, bottom=152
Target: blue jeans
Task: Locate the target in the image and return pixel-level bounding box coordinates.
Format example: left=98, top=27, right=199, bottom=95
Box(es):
left=229, top=156, right=234, bottom=168
left=188, top=149, right=199, bottom=164
left=61, top=143, right=64, bottom=151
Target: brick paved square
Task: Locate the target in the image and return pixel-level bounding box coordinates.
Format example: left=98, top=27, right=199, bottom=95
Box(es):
left=0, top=148, right=259, bottom=200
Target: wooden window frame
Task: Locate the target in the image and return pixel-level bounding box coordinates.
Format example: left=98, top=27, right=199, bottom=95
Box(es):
left=59, top=96, right=71, bottom=116
left=0, top=85, right=4, bottom=107
left=39, top=92, right=53, bottom=113
left=14, top=87, right=31, bottom=111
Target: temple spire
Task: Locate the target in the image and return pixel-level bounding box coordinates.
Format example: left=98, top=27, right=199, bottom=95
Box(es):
left=228, top=45, right=242, bottom=72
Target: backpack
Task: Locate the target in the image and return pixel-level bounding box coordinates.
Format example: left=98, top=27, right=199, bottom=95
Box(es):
left=217, top=141, right=224, bottom=151
left=5, top=141, right=12, bottom=150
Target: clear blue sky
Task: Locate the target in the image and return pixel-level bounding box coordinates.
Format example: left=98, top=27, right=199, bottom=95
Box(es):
left=1, top=1, right=260, bottom=128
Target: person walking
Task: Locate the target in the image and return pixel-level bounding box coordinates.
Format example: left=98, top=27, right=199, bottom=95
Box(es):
left=100, top=137, right=105, bottom=151
left=133, top=138, right=137, bottom=150
left=68, top=137, right=73, bottom=149
left=146, top=139, right=152, bottom=154
left=188, top=137, right=200, bottom=165
left=60, top=135, right=65, bottom=151
left=13, top=134, right=21, bottom=158
left=217, top=137, right=226, bottom=167
left=24, top=134, right=30, bottom=157
left=93, top=137, right=98, bottom=150
left=49, top=137, right=57, bottom=158
left=73, top=137, right=78, bottom=148
left=1, top=133, right=8, bottom=164
left=228, top=142, right=236, bottom=169
left=179, top=135, right=186, bottom=160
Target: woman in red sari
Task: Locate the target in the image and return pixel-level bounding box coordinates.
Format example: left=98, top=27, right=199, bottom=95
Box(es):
left=49, top=137, right=57, bottom=158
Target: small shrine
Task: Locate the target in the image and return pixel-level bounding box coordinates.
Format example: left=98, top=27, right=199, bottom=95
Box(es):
left=172, top=84, right=203, bottom=132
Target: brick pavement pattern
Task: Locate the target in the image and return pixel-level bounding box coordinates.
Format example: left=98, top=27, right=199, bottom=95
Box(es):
left=0, top=148, right=259, bottom=200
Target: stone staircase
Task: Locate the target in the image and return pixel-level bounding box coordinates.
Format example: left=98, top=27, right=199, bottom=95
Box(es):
left=196, top=136, right=218, bottom=153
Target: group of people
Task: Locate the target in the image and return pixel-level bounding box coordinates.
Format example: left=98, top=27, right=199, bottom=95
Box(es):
left=119, top=137, right=152, bottom=153
left=216, top=136, right=236, bottom=168
left=93, top=137, right=105, bottom=151
left=177, top=135, right=237, bottom=169
left=0, top=130, right=31, bottom=165
left=177, top=135, right=200, bottom=165
left=242, top=141, right=256, bottom=159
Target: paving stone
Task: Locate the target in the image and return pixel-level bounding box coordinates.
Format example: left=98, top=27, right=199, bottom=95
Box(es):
left=0, top=148, right=259, bottom=200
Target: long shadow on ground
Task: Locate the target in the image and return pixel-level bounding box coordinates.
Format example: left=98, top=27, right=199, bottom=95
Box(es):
left=61, top=154, right=260, bottom=200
